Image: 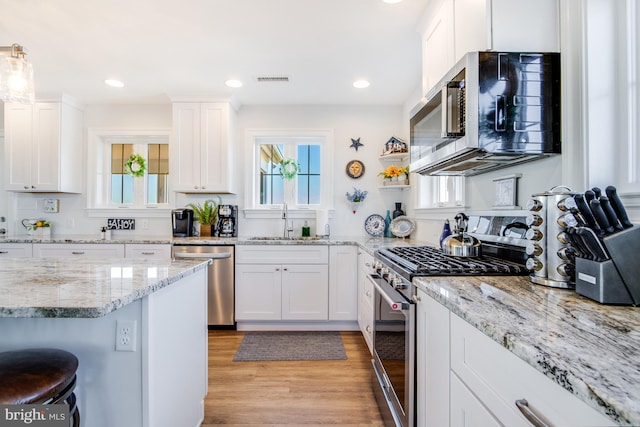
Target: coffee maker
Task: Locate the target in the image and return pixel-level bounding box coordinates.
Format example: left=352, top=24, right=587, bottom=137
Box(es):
left=172, top=208, right=194, bottom=237
left=215, top=205, right=237, bottom=237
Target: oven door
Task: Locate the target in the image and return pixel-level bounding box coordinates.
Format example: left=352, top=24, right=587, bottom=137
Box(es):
left=369, top=274, right=415, bottom=427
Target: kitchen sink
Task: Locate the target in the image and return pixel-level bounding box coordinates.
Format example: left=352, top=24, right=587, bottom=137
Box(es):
left=248, top=236, right=324, bottom=241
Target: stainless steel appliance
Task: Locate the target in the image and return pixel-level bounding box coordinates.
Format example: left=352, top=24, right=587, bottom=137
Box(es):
left=371, top=213, right=529, bottom=427
left=410, top=51, right=561, bottom=176
left=172, top=245, right=235, bottom=329
left=172, top=208, right=194, bottom=237
left=215, top=205, right=238, bottom=237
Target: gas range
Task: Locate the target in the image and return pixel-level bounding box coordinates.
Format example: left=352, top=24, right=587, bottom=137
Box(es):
left=373, top=212, right=531, bottom=301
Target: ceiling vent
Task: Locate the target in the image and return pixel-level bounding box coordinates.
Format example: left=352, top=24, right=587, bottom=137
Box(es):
left=256, top=76, right=290, bottom=83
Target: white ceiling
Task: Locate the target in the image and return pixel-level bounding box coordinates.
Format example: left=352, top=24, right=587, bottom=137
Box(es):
left=3, top=0, right=429, bottom=106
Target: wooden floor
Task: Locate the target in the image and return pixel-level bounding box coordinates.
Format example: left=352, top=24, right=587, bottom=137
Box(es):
left=202, top=330, right=386, bottom=426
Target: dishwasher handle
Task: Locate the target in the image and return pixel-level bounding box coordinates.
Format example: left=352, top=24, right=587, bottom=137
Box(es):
left=174, top=252, right=232, bottom=260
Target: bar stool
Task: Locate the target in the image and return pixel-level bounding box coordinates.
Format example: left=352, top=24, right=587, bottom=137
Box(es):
left=0, top=348, right=80, bottom=427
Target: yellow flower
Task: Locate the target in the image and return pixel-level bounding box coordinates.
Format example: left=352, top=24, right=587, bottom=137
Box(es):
left=379, top=165, right=403, bottom=178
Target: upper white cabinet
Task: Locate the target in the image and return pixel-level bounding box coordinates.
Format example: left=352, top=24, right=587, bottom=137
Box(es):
left=170, top=102, right=236, bottom=194
left=421, top=0, right=559, bottom=95
left=4, top=98, right=83, bottom=193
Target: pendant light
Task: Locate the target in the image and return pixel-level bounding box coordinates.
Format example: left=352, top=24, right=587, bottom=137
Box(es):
left=0, top=43, right=35, bottom=104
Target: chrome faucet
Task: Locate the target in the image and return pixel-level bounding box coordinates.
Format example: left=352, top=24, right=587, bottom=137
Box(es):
left=282, top=202, right=293, bottom=238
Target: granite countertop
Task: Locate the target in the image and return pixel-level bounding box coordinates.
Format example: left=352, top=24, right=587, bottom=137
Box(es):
left=1, top=235, right=173, bottom=244
left=414, top=275, right=640, bottom=426
left=0, top=257, right=209, bottom=318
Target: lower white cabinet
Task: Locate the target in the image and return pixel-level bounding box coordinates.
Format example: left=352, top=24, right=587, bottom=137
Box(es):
left=125, top=243, right=171, bottom=259
left=0, top=243, right=33, bottom=258
left=416, top=290, right=613, bottom=427
left=449, top=312, right=612, bottom=427
left=235, top=245, right=329, bottom=322
left=329, top=245, right=358, bottom=321
left=415, top=288, right=450, bottom=427
left=357, top=250, right=374, bottom=353
left=33, top=243, right=125, bottom=258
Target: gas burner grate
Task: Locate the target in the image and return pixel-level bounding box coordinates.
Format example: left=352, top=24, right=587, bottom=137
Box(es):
left=378, top=246, right=528, bottom=276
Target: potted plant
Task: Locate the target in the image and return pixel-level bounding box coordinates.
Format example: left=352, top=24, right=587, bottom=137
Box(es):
left=187, top=197, right=221, bottom=237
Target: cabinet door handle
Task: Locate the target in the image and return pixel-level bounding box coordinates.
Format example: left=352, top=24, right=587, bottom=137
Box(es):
left=0, top=251, right=8, bottom=254
left=71, top=251, right=85, bottom=255
left=141, top=252, right=155, bottom=255
left=515, top=399, right=553, bottom=427
left=283, top=268, right=288, bottom=271
left=275, top=268, right=280, bottom=271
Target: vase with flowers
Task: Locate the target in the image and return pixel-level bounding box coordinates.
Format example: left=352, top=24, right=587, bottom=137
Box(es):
left=379, top=165, right=409, bottom=185
left=345, top=187, right=368, bottom=214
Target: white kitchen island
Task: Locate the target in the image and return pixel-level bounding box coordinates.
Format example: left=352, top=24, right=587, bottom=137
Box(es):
left=0, top=257, right=209, bottom=427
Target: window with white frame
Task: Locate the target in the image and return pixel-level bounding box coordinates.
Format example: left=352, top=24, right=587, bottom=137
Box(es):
left=416, top=174, right=465, bottom=208
left=248, top=130, right=332, bottom=209
left=87, top=130, right=171, bottom=211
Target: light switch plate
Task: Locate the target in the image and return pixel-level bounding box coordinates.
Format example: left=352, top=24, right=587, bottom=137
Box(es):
left=44, top=199, right=60, bottom=213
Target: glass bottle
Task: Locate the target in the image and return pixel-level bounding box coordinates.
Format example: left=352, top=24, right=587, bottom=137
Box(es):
left=384, top=210, right=393, bottom=238
left=393, top=202, right=404, bottom=219
left=302, top=220, right=310, bottom=237
left=439, top=219, right=452, bottom=249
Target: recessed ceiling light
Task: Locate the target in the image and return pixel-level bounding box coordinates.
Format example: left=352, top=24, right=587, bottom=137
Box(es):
left=353, top=80, right=370, bottom=89
left=225, top=79, right=243, bottom=88
left=104, top=79, right=124, bottom=88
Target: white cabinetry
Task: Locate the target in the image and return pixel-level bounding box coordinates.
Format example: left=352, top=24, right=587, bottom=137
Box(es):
left=328, top=245, right=358, bottom=321
left=171, top=102, right=236, bottom=194
left=449, top=313, right=612, bottom=427
left=415, top=289, right=450, bottom=427
left=357, top=250, right=374, bottom=353
left=0, top=243, right=33, bottom=258
left=420, top=0, right=559, bottom=95
left=235, top=245, right=329, bottom=324
left=33, top=243, right=125, bottom=258
left=4, top=98, right=83, bottom=193
left=125, top=244, right=171, bottom=259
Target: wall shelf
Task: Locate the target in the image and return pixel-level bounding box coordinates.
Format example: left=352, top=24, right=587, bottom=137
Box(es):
left=379, top=152, right=409, bottom=163
left=378, top=185, right=411, bottom=191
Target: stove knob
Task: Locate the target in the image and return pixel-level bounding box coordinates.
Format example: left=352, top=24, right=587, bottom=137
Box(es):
left=526, top=257, right=544, bottom=271
left=526, top=214, right=543, bottom=227
left=381, top=267, right=389, bottom=277
left=525, top=228, right=544, bottom=241
left=373, top=261, right=382, bottom=270
left=387, top=273, right=397, bottom=283
left=526, top=198, right=543, bottom=212
left=392, top=278, right=407, bottom=290
left=525, top=242, right=543, bottom=256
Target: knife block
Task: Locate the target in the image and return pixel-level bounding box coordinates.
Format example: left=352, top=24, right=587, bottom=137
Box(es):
left=575, top=226, right=640, bottom=305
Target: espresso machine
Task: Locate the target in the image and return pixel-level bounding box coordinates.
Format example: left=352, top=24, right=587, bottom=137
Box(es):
left=172, top=208, right=194, bottom=237
left=215, top=205, right=237, bottom=237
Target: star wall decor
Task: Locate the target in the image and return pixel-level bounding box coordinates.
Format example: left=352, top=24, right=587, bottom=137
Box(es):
left=350, top=137, right=364, bottom=151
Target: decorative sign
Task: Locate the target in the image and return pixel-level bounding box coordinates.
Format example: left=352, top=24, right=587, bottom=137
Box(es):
left=493, top=174, right=522, bottom=209
left=107, top=218, right=136, bottom=230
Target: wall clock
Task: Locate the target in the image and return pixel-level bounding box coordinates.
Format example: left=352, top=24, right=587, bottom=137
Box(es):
left=346, top=160, right=365, bottom=179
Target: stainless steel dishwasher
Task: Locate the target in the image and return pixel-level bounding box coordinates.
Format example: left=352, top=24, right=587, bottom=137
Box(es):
left=172, top=245, right=235, bottom=329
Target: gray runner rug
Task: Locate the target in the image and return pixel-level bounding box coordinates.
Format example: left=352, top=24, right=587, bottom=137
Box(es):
left=233, top=331, right=347, bottom=361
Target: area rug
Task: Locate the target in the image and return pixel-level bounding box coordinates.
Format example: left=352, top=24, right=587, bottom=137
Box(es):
left=233, top=331, right=347, bottom=361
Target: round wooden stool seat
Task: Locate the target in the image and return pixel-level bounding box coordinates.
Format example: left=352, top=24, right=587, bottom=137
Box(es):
left=0, top=348, right=80, bottom=426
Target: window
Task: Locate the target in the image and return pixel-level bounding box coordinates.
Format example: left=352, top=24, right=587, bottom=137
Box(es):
left=108, top=141, right=169, bottom=206
left=416, top=175, right=465, bottom=209
left=248, top=130, right=333, bottom=210
left=86, top=129, right=172, bottom=214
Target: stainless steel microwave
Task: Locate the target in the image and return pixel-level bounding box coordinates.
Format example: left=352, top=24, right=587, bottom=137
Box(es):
left=409, top=51, right=561, bottom=176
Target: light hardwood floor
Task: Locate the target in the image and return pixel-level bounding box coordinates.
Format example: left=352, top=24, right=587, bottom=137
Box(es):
left=202, top=330, right=386, bottom=426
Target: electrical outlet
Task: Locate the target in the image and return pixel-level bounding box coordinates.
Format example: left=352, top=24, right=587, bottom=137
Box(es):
left=115, top=320, right=137, bottom=352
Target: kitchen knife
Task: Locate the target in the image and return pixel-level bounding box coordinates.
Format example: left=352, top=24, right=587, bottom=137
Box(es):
left=592, top=187, right=602, bottom=199
left=605, top=185, right=634, bottom=228
left=599, top=196, right=624, bottom=232
left=566, top=226, right=591, bottom=260
left=577, top=226, right=610, bottom=262
left=589, top=199, right=615, bottom=235
left=585, top=190, right=596, bottom=205
left=573, top=194, right=601, bottom=232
